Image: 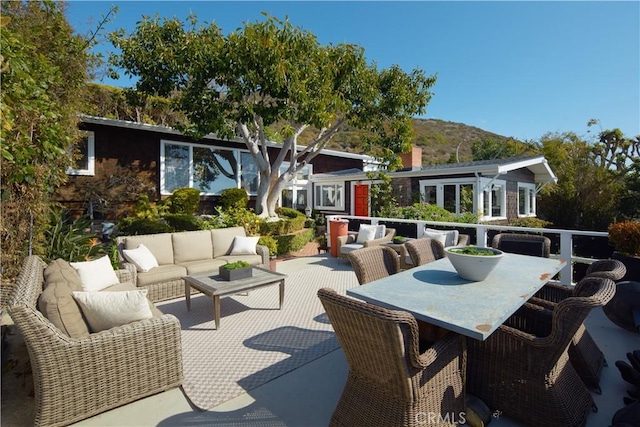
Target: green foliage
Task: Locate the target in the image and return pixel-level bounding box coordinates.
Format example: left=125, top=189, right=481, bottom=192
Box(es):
left=382, top=203, right=477, bottom=224
left=109, top=13, right=435, bottom=216
left=608, top=220, right=640, bottom=257
left=1, top=1, right=95, bottom=276
left=367, top=172, right=396, bottom=216
left=276, top=229, right=315, bottom=255
left=44, top=209, right=104, bottom=262
left=219, top=188, right=248, bottom=210
left=211, top=207, right=262, bottom=236
left=259, top=216, right=306, bottom=235
left=116, top=217, right=172, bottom=235
left=166, top=187, right=201, bottom=214
left=257, top=235, right=278, bottom=256
left=220, top=260, right=250, bottom=270
left=275, top=207, right=304, bottom=218
left=163, top=213, right=203, bottom=231
left=132, top=195, right=168, bottom=219
left=471, top=137, right=540, bottom=161
left=508, top=217, right=552, bottom=229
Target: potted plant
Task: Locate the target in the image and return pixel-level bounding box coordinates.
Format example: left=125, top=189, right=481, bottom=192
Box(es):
left=219, top=260, right=252, bottom=281
left=609, top=220, right=640, bottom=281
left=445, top=246, right=504, bottom=281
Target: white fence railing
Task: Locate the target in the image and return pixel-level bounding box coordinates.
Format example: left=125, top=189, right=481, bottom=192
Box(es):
left=326, top=215, right=610, bottom=285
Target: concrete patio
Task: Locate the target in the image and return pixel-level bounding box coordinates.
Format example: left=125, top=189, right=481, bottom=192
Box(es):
left=2, top=253, right=638, bottom=427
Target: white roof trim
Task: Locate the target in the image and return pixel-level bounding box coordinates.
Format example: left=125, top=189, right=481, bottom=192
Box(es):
left=79, top=115, right=376, bottom=162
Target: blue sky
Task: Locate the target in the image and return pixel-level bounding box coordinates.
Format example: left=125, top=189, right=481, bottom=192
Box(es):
left=66, top=1, right=640, bottom=143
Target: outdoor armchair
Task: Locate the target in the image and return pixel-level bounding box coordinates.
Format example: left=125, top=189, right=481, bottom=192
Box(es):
left=347, top=246, right=401, bottom=285
left=404, top=237, right=446, bottom=267
left=8, top=256, right=184, bottom=427
left=466, top=275, right=616, bottom=427
left=492, top=233, right=551, bottom=258
left=337, top=227, right=396, bottom=259
left=317, top=287, right=466, bottom=427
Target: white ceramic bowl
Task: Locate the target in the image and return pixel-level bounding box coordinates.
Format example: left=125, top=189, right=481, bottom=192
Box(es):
left=445, top=246, right=504, bottom=281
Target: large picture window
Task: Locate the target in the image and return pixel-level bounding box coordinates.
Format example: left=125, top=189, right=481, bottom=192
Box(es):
left=67, top=131, right=95, bottom=176
left=161, top=141, right=239, bottom=195
left=420, top=179, right=476, bottom=215
left=518, top=183, right=536, bottom=216
left=314, top=183, right=344, bottom=210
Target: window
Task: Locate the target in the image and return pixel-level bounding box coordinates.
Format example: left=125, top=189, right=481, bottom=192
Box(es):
left=480, top=181, right=506, bottom=219
left=67, top=131, right=95, bottom=176
left=241, top=152, right=258, bottom=194
left=420, top=179, right=476, bottom=215
left=279, top=161, right=312, bottom=209
left=424, top=185, right=436, bottom=204
left=518, top=183, right=536, bottom=216
left=161, top=141, right=239, bottom=195
left=314, top=183, right=344, bottom=210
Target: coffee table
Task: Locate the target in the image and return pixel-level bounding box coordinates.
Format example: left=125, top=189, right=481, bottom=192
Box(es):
left=183, top=267, right=287, bottom=329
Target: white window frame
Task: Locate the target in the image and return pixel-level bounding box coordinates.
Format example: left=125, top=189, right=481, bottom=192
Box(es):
left=66, top=131, right=95, bottom=176
left=314, top=182, right=345, bottom=211
left=418, top=178, right=477, bottom=216
left=160, top=140, right=245, bottom=195
left=279, top=161, right=312, bottom=210
left=478, top=178, right=507, bottom=221
left=518, top=183, right=537, bottom=217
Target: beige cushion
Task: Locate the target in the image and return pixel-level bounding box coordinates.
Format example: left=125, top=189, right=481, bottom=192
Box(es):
left=39, top=281, right=90, bottom=338
left=211, top=226, right=246, bottom=258
left=72, top=290, right=153, bottom=332
left=98, top=282, right=163, bottom=317
left=135, top=264, right=187, bottom=287
left=70, top=256, right=120, bottom=292
left=122, top=243, right=158, bottom=272
left=356, top=224, right=378, bottom=243
left=216, top=254, right=264, bottom=266
left=44, top=259, right=83, bottom=291
left=425, top=228, right=459, bottom=248
left=172, top=230, right=214, bottom=263
left=178, top=259, right=229, bottom=275
left=124, top=233, right=174, bottom=265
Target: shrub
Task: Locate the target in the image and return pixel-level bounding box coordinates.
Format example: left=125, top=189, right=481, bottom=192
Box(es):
left=384, top=203, right=477, bottom=224
left=509, top=217, right=552, bottom=229
left=258, top=235, right=278, bottom=256
left=167, top=187, right=201, bottom=214
left=276, top=206, right=304, bottom=218
left=276, top=229, right=314, bottom=254
left=163, top=213, right=203, bottom=231
left=219, top=188, right=248, bottom=210
left=132, top=195, right=168, bottom=219
left=116, top=217, right=172, bottom=235
left=211, top=207, right=262, bottom=236
left=609, top=220, right=640, bottom=257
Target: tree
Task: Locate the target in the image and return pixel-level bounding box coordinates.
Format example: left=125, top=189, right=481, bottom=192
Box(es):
left=109, top=14, right=436, bottom=217
left=471, top=137, right=539, bottom=161
left=0, top=0, right=95, bottom=276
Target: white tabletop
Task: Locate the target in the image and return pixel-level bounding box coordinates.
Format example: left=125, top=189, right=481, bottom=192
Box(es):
left=347, top=253, right=567, bottom=340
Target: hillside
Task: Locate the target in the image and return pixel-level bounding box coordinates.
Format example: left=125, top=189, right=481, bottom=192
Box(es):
left=306, top=118, right=515, bottom=165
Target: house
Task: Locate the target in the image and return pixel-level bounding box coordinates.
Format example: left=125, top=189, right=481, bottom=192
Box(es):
left=310, top=146, right=558, bottom=223
left=58, top=115, right=377, bottom=219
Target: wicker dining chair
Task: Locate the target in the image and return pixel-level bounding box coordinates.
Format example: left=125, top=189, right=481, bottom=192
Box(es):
left=317, top=288, right=466, bottom=427
left=347, top=246, right=401, bottom=285
left=466, top=275, right=617, bottom=427
left=404, top=238, right=446, bottom=267
left=492, top=233, right=551, bottom=258
left=530, top=259, right=626, bottom=393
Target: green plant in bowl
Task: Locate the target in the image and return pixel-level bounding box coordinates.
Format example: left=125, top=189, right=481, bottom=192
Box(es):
left=449, top=247, right=499, bottom=256
left=220, top=260, right=250, bottom=270
left=393, top=236, right=408, bottom=244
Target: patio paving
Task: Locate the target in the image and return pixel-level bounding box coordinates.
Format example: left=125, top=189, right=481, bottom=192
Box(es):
left=2, top=251, right=638, bottom=427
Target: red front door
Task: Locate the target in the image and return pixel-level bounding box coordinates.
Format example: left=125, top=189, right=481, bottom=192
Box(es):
left=354, top=185, right=369, bottom=216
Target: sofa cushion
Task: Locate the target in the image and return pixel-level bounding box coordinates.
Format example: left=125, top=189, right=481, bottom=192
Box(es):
left=172, top=230, right=214, bottom=263
left=356, top=224, right=378, bottom=243
left=178, top=259, right=229, bottom=275
left=339, top=243, right=364, bottom=256
left=211, top=226, right=246, bottom=258
left=44, top=259, right=83, bottom=291
left=124, top=233, right=174, bottom=265
left=136, top=264, right=187, bottom=287
left=39, top=281, right=90, bottom=338
left=70, top=255, right=120, bottom=292
left=72, top=290, right=153, bottom=332
left=425, top=228, right=459, bottom=248
left=122, top=243, right=159, bottom=272
left=101, top=282, right=164, bottom=317
left=230, top=236, right=259, bottom=255
left=216, top=254, right=264, bottom=266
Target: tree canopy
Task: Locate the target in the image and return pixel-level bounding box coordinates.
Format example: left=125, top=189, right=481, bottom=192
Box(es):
left=109, top=13, right=436, bottom=216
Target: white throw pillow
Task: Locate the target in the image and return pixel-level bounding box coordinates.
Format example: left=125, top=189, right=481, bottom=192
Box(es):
left=122, top=243, right=159, bottom=272
left=424, top=228, right=459, bottom=248
left=375, top=224, right=387, bottom=239
left=70, top=255, right=120, bottom=292
left=356, top=224, right=378, bottom=243
left=72, top=290, right=153, bottom=332
left=230, top=236, right=260, bottom=255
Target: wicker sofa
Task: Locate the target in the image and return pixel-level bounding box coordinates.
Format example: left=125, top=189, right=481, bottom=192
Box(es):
left=116, top=226, right=270, bottom=302
left=8, top=255, right=184, bottom=427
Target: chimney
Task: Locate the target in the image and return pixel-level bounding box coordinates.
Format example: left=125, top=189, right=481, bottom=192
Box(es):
left=399, top=145, right=422, bottom=170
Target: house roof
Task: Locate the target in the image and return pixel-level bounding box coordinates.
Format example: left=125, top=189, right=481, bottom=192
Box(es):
left=79, top=115, right=377, bottom=163
left=311, top=155, right=558, bottom=184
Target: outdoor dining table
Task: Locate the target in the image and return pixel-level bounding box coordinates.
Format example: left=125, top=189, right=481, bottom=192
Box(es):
left=347, top=252, right=567, bottom=341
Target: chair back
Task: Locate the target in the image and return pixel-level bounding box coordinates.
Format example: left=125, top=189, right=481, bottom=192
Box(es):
left=317, top=287, right=420, bottom=398
left=404, top=238, right=445, bottom=267
left=585, top=259, right=626, bottom=281
left=492, top=233, right=551, bottom=258
left=348, top=246, right=400, bottom=285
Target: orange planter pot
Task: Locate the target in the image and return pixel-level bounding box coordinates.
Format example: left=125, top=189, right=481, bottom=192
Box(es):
left=329, top=219, right=349, bottom=257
